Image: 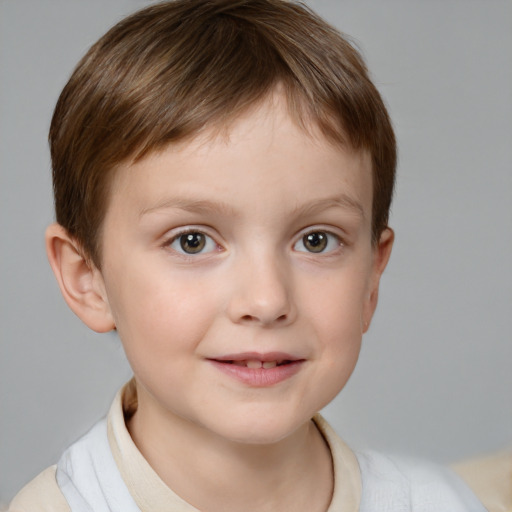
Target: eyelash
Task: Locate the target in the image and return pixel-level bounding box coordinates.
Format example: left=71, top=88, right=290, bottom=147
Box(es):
left=165, top=229, right=219, bottom=257
left=293, top=229, right=343, bottom=254
left=163, top=227, right=344, bottom=258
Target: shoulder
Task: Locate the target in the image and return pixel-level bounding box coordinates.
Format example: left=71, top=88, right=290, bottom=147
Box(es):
left=8, top=420, right=109, bottom=512
left=452, top=449, right=512, bottom=512
left=8, top=465, right=70, bottom=512
left=357, top=450, right=488, bottom=512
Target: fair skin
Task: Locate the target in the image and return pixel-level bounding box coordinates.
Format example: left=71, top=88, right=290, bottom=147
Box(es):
left=47, top=94, right=393, bottom=512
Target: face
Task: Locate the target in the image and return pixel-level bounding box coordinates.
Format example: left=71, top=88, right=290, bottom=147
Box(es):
left=97, top=94, right=392, bottom=445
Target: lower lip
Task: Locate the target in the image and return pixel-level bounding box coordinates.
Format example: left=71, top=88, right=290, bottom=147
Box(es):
left=208, top=360, right=304, bottom=387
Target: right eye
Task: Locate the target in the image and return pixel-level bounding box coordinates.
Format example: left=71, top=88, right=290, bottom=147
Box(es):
left=168, top=231, right=217, bottom=255
left=293, top=230, right=341, bottom=254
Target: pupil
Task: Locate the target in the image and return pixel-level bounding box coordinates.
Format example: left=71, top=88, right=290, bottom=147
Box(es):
left=305, top=232, right=327, bottom=253
left=180, top=233, right=205, bottom=253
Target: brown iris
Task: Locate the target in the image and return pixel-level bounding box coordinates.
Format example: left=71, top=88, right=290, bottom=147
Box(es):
left=303, top=232, right=327, bottom=253
left=180, top=232, right=206, bottom=254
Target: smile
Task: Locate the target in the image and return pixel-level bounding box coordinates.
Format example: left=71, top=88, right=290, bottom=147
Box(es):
left=229, top=359, right=291, bottom=369
left=207, top=353, right=305, bottom=387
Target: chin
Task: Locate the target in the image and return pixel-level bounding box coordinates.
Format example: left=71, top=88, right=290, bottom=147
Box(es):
left=210, top=410, right=312, bottom=446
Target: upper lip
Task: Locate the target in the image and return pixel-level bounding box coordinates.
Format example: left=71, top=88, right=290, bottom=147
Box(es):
left=208, top=352, right=302, bottom=363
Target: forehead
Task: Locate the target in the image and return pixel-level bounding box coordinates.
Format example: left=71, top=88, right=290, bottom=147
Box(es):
left=107, top=94, right=373, bottom=224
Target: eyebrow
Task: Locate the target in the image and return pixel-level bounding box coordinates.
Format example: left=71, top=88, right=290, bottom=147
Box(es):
left=292, top=194, right=365, bottom=219
left=139, top=194, right=364, bottom=220
left=139, top=197, right=238, bottom=218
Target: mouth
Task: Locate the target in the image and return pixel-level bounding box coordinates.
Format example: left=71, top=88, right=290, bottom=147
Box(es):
left=209, top=352, right=301, bottom=368
left=207, top=353, right=304, bottom=386
left=222, top=359, right=294, bottom=369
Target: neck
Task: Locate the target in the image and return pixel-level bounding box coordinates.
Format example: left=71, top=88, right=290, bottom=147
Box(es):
left=127, top=388, right=333, bottom=512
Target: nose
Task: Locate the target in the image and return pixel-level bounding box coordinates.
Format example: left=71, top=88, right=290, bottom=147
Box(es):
left=226, top=252, right=296, bottom=327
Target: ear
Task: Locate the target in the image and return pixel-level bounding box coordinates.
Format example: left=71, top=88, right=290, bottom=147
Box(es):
left=45, top=223, right=115, bottom=333
left=362, top=227, right=394, bottom=333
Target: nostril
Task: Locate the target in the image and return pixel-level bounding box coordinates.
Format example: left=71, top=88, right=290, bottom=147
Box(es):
left=239, top=313, right=287, bottom=324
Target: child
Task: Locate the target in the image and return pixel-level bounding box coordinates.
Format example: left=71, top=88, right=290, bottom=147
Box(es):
left=9, top=1, right=487, bottom=510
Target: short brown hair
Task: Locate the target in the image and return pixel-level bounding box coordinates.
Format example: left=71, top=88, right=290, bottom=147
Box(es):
left=50, top=0, right=396, bottom=266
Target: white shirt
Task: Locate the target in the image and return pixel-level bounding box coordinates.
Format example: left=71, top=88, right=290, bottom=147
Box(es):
left=9, top=381, right=488, bottom=512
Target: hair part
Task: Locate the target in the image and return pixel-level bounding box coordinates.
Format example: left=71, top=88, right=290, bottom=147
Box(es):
left=50, top=0, right=396, bottom=267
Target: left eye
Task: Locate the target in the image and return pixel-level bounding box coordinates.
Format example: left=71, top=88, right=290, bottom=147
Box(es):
left=294, top=231, right=340, bottom=254
left=169, top=231, right=217, bottom=255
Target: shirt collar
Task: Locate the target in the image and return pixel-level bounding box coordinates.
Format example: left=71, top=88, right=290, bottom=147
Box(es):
left=107, top=379, right=361, bottom=511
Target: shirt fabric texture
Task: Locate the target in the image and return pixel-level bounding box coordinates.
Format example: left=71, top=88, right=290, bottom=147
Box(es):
left=9, top=382, right=489, bottom=512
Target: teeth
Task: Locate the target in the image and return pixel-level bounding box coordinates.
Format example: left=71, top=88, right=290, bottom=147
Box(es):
left=246, top=360, right=263, bottom=369
left=243, top=360, right=280, bottom=369
left=226, top=359, right=285, bottom=369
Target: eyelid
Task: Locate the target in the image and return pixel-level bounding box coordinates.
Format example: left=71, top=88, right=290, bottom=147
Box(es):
left=292, top=227, right=344, bottom=254
left=163, top=226, right=222, bottom=256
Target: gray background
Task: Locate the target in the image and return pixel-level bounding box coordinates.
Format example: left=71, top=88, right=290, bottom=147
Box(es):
left=1, top=0, right=511, bottom=504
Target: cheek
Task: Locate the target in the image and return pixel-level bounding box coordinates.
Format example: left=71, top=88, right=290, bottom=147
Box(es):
left=304, top=269, right=370, bottom=337
left=300, top=270, right=368, bottom=393
left=106, top=268, right=221, bottom=364
left=317, top=296, right=363, bottom=374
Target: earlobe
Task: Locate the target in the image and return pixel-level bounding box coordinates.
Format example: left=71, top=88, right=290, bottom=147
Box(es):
left=362, top=227, right=394, bottom=333
left=45, top=223, right=115, bottom=333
